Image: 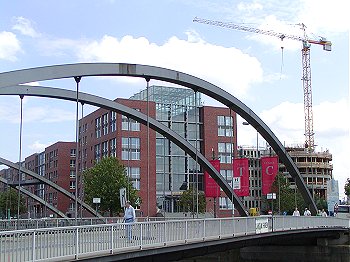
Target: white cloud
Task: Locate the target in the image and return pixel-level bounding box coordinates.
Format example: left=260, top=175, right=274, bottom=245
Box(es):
left=12, top=16, right=40, bottom=38
left=76, top=32, right=264, bottom=98
left=28, top=141, right=51, bottom=152
left=237, top=2, right=263, bottom=12
left=260, top=101, right=305, bottom=144
left=202, top=0, right=348, bottom=52
left=256, top=99, right=349, bottom=197
left=259, top=99, right=349, bottom=146
left=0, top=31, right=21, bottom=61
left=314, top=99, right=349, bottom=137
left=297, top=0, right=350, bottom=34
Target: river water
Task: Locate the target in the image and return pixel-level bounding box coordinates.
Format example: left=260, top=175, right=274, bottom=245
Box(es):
left=175, top=245, right=350, bottom=262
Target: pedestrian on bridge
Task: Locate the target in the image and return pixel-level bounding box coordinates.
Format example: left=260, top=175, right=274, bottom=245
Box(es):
left=124, top=201, right=136, bottom=242
left=304, top=208, right=311, bottom=216
left=292, top=208, right=300, bottom=216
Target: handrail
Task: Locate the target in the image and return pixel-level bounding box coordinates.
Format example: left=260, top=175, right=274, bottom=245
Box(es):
left=0, top=216, right=348, bottom=261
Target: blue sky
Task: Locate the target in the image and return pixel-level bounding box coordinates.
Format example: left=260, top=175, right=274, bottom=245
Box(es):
left=0, top=0, right=349, bottom=198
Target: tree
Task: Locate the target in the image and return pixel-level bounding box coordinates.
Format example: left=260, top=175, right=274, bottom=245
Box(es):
left=314, top=194, right=327, bottom=211
left=178, top=186, right=206, bottom=214
left=0, top=188, right=27, bottom=218
left=83, top=157, right=139, bottom=216
left=345, top=178, right=350, bottom=198
left=263, top=173, right=306, bottom=215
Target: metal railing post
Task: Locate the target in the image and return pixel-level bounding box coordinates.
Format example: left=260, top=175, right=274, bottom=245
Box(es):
left=203, top=219, right=206, bottom=240
left=140, top=224, right=143, bottom=248
left=246, top=218, right=248, bottom=235
left=110, top=225, right=114, bottom=254
left=32, top=231, right=36, bottom=261
left=185, top=221, right=188, bottom=242
left=233, top=217, right=235, bottom=236
left=75, top=227, right=79, bottom=260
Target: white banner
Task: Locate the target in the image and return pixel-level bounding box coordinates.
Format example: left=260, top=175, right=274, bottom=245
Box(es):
left=256, top=217, right=269, bottom=234
left=233, top=177, right=241, bottom=190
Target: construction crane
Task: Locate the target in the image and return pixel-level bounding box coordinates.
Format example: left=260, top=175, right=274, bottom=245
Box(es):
left=193, top=17, right=332, bottom=152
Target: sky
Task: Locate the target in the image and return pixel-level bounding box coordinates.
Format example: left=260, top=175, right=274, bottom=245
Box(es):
left=0, top=0, right=349, bottom=198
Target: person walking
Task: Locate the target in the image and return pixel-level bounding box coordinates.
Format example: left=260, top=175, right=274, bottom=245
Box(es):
left=321, top=209, right=328, bottom=217
left=292, top=207, right=300, bottom=216
left=303, top=208, right=311, bottom=216
left=123, top=201, right=136, bottom=242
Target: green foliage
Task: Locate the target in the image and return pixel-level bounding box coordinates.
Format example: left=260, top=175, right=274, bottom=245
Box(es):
left=83, top=157, right=139, bottom=216
left=314, top=194, right=327, bottom=211
left=178, top=186, right=206, bottom=213
left=345, top=178, right=350, bottom=197
left=263, top=173, right=306, bottom=215
left=0, top=188, right=27, bottom=218
left=263, top=173, right=329, bottom=214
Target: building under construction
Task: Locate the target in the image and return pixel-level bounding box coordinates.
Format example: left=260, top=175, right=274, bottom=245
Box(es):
left=278, top=145, right=333, bottom=199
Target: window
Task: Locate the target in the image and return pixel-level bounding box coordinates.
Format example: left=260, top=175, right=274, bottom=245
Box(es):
left=122, top=115, right=140, bottom=131
left=69, top=202, right=75, bottom=211
left=70, top=160, right=76, bottom=168
left=94, top=144, right=101, bottom=162
left=220, top=169, right=233, bottom=191
left=95, top=117, right=101, bottom=138
left=110, top=111, right=117, bottom=132
left=82, top=136, right=87, bottom=146
left=70, top=181, right=76, bottom=189
left=122, top=137, right=140, bottom=160
left=218, top=143, right=233, bottom=164
left=219, top=197, right=233, bottom=210
left=83, top=148, right=87, bottom=159
left=102, top=141, right=108, bottom=158
left=218, top=116, right=233, bottom=137
left=102, top=113, right=108, bottom=135
left=70, top=170, right=76, bottom=178
left=126, top=167, right=141, bottom=190
left=110, top=138, right=117, bottom=157
left=70, top=149, right=76, bottom=157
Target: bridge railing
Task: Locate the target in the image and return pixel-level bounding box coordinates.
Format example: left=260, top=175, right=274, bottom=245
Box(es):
left=0, top=216, right=348, bottom=262
left=0, top=216, right=190, bottom=231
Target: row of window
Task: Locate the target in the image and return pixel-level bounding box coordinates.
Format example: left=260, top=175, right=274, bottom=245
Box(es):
left=217, top=115, right=233, bottom=137
left=94, top=112, right=140, bottom=139
left=94, top=137, right=141, bottom=162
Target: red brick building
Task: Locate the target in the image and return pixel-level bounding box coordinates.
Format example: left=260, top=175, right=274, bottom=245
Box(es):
left=1, top=86, right=238, bottom=218
left=78, top=98, right=157, bottom=217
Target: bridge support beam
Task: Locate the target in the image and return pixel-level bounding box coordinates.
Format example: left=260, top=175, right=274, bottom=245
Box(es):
left=0, top=63, right=317, bottom=214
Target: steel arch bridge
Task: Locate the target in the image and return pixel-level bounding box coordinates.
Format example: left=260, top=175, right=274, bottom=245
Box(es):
left=0, top=63, right=317, bottom=215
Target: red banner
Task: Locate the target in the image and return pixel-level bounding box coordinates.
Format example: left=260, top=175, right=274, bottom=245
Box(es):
left=204, top=159, right=220, bottom=197
left=233, top=158, right=249, bottom=197
left=261, top=156, right=279, bottom=195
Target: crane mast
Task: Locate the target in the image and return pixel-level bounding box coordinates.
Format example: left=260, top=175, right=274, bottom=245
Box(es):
left=193, top=17, right=331, bottom=151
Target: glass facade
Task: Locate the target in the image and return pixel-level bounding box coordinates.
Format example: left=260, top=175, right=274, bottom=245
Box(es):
left=130, top=86, right=203, bottom=212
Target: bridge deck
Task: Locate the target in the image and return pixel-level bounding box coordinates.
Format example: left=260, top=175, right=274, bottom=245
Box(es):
left=0, top=216, right=349, bottom=261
